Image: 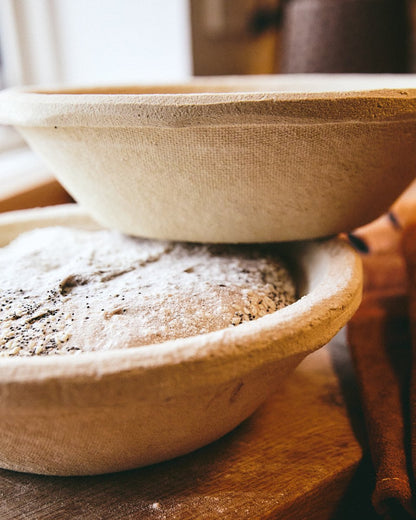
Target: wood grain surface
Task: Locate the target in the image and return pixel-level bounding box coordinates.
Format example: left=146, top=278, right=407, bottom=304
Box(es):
left=0, top=339, right=373, bottom=520
left=0, top=145, right=72, bottom=213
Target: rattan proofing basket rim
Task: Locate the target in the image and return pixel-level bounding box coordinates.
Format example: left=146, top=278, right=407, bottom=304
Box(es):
left=2, top=74, right=416, bottom=128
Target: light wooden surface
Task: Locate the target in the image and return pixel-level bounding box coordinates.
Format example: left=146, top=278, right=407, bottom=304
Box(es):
left=0, top=340, right=374, bottom=520
left=0, top=138, right=72, bottom=212
left=0, top=176, right=72, bottom=212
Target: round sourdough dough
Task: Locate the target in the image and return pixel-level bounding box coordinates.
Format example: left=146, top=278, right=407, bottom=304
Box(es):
left=0, top=227, right=296, bottom=356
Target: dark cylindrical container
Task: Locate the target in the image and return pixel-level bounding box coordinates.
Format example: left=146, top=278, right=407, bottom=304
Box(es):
left=281, top=0, right=410, bottom=73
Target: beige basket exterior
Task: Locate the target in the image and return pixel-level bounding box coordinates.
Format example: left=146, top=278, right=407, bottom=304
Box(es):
left=0, top=75, right=415, bottom=242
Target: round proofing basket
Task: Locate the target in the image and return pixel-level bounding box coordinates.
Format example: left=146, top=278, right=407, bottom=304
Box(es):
left=0, top=205, right=362, bottom=475
left=0, top=75, right=415, bottom=242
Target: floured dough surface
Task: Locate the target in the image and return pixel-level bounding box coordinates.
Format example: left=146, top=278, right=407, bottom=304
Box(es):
left=0, top=227, right=296, bottom=356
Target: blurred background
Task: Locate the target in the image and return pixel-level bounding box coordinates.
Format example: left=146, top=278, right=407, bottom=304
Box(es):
left=0, top=0, right=415, bottom=86
left=0, top=0, right=415, bottom=211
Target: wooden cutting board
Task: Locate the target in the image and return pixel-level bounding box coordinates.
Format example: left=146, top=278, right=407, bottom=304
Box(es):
left=0, top=143, right=72, bottom=213
left=0, top=339, right=376, bottom=520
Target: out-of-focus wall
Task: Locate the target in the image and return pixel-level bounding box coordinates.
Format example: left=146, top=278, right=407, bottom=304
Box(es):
left=0, top=0, right=192, bottom=87
left=54, top=0, right=192, bottom=84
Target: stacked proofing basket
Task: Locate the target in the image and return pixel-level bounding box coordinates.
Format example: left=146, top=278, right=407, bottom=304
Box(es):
left=0, top=75, right=413, bottom=475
